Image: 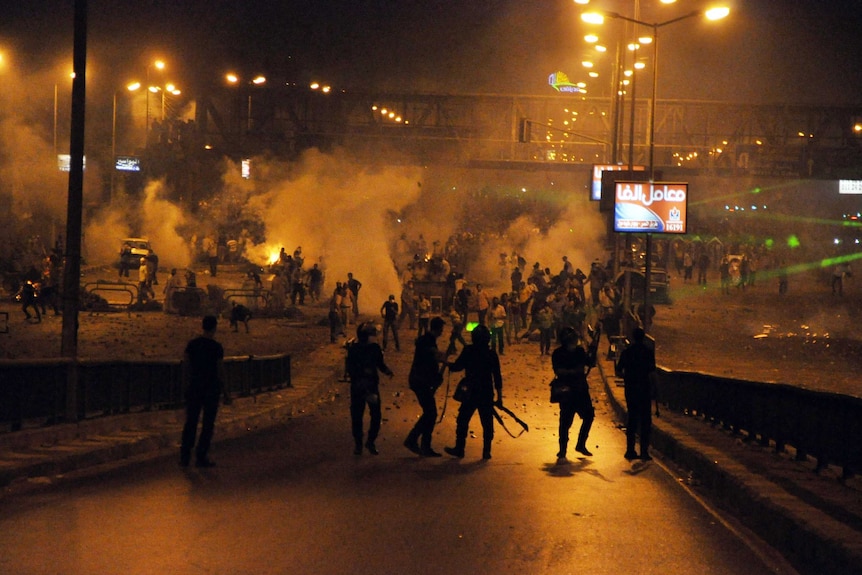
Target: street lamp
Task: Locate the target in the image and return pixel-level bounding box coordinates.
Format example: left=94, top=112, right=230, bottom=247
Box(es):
left=111, top=82, right=141, bottom=200
left=582, top=6, right=729, bottom=178
left=581, top=5, right=729, bottom=328
left=226, top=73, right=266, bottom=132
left=53, top=71, right=75, bottom=158
left=145, top=59, right=165, bottom=139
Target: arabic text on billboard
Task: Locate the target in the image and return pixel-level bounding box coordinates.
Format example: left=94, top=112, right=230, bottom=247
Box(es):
left=614, top=181, right=688, bottom=234
left=115, top=156, right=141, bottom=172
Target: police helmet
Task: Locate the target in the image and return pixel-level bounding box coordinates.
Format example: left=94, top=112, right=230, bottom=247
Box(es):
left=471, top=324, right=491, bottom=346
left=559, top=326, right=579, bottom=345
left=357, top=321, right=378, bottom=340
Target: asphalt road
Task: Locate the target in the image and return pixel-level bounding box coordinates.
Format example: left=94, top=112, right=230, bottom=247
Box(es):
left=0, top=337, right=791, bottom=575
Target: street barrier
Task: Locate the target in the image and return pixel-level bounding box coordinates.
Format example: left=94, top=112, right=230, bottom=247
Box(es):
left=82, top=281, right=138, bottom=314
left=0, top=354, right=291, bottom=433
left=659, top=369, right=862, bottom=479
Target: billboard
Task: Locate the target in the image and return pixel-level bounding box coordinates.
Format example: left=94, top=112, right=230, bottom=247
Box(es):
left=57, top=154, right=86, bottom=172
left=591, top=164, right=644, bottom=201
left=115, top=156, right=141, bottom=172
left=839, top=180, right=862, bottom=194
left=614, top=181, right=688, bottom=234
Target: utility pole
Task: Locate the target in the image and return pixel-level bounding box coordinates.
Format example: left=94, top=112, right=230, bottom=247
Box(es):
left=61, top=0, right=87, bottom=421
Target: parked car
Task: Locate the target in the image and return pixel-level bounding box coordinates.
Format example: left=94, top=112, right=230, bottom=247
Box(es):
left=119, top=238, right=153, bottom=270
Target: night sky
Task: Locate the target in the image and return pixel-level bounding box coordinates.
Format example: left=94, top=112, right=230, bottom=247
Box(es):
left=1, top=0, right=861, bottom=105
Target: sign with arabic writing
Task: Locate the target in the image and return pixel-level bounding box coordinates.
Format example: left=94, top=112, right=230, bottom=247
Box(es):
left=115, top=156, right=141, bottom=172
left=614, top=181, right=688, bottom=234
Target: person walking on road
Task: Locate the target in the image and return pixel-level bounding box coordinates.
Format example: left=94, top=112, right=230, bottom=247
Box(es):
left=380, top=294, right=400, bottom=351
left=346, top=322, right=394, bottom=455
left=347, top=272, right=362, bottom=317
left=551, top=327, right=596, bottom=464
left=444, top=324, right=503, bottom=460
left=615, top=327, right=658, bottom=461
left=404, top=317, right=447, bottom=457
left=180, top=315, right=230, bottom=468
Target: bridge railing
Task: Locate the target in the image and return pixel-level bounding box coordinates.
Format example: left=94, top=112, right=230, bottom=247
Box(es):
left=0, top=354, right=291, bottom=433
left=659, top=368, right=862, bottom=478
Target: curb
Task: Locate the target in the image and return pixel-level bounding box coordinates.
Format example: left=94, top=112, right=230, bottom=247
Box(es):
left=597, top=359, right=862, bottom=575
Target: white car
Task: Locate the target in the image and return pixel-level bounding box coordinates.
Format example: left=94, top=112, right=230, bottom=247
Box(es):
left=120, top=238, right=153, bottom=268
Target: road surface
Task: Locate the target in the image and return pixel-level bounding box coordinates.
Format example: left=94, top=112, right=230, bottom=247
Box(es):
left=0, top=336, right=791, bottom=575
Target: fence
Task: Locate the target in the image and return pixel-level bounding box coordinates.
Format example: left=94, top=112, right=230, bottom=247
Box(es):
left=0, top=354, right=291, bottom=433
left=659, top=369, right=862, bottom=478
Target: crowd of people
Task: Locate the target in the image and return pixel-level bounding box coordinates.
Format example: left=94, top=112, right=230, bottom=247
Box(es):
left=332, top=236, right=660, bottom=466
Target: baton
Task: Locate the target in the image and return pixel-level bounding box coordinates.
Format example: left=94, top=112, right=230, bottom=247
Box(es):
left=492, top=403, right=529, bottom=437
left=436, top=364, right=451, bottom=424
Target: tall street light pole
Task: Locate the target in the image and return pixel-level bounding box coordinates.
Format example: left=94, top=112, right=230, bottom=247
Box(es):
left=61, top=0, right=87, bottom=422
left=596, top=7, right=729, bottom=179
left=111, top=82, right=140, bottom=201
left=145, top=60, right=165, bottom=145
left=582, top=5, right=729, bottom=330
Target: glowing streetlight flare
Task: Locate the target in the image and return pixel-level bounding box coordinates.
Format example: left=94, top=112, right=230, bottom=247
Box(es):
left=705, top=7, right=730, bottom=21
left=226, top=73, right=239, bottom=83
left=581, top=12, right=604, bottom=24
left=252, top=75, right=266, bottom=85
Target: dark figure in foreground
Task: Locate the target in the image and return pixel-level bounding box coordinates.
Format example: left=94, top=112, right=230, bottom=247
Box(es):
left=405, top=317, right=447, bottom=457
left=180, top=315, right=230, bottom=468
left=551, top=326, right=596, bottom=463
left=346, top=322, right=394, bottom=455
left=444, top=324, right=503, bottom=460
left=615, top=327, right=658, bottom=461
left=229, top=301, right=252, bottom=333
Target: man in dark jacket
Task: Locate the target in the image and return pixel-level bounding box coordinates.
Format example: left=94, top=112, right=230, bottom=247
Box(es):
left=346, top=322, right=393, bottom=455
left=404, top=317, right=446, bottom=457
left=444, top=324, right=503, bottom=460
left=180, top=315, right=229, bottom=468
left=615, top=327, right=657, bottom=461
left=380, top=294, right=400, bottom=351
left=551, top=326, right=596, bottom=463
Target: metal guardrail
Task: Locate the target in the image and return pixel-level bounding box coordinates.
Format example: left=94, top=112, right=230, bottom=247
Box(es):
left=659, top=369, right=862, bottom=479
left=0, top=354, right=291, bottom=433
left=82, top=281, right=138, bottom=314
left=222, top=288, right=270, bottom=312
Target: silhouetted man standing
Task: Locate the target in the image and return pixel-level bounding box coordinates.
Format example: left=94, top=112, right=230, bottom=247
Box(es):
left=404, top=317, right=446, bottom=457
left=616, top=327, right=657, bottom=461
left=180, top=315, right=229, bottom=468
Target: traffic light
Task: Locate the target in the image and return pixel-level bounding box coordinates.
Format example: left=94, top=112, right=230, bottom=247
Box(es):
left=518, top=117, right=531, bottom=143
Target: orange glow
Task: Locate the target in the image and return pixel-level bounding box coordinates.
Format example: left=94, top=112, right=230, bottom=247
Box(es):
left=268, top=248, right=282, bottom=265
